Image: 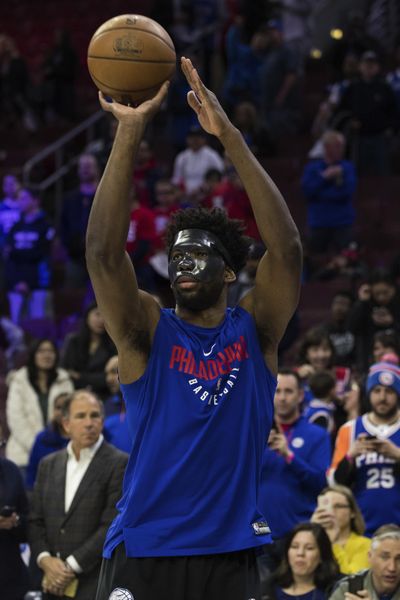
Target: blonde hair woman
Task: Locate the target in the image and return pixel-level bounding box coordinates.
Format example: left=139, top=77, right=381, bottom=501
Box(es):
left=311, top=484, right=371, bottom=574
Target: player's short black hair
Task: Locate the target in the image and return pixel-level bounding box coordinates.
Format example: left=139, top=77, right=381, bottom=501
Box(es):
left=165, top=207, right=253, bottom=273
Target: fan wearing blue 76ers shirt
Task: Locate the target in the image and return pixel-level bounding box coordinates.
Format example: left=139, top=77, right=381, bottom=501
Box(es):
left=86, top=56, right=302, bottom=600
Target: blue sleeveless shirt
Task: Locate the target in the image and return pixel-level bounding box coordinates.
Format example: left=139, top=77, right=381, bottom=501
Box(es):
left=103, top=306, right=276, bottom=557
left=351, top=415, right=400, bottom=536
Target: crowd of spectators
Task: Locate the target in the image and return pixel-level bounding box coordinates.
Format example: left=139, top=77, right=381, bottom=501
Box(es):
left=1, top=2, right=400, bottom=599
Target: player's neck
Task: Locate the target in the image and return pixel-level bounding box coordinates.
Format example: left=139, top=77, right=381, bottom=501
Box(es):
left=175, top=303, right=227, bottom=328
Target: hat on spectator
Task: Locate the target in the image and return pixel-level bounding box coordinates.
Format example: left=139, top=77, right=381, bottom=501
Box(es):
left=366, top=361, right=400, bottom=396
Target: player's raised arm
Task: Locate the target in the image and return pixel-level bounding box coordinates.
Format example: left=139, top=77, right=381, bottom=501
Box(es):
left=85, top=84, right=169, bottom=378
left=181, top=57, right=302, bottom=368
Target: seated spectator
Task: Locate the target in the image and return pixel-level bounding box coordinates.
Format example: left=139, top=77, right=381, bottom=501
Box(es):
left=0, top=454, right=30, bottom=600
left=25, top=391, right=70, bottom=490
left=262, top=523, right=339, bottom=600
left=329, top=525, right=400, bottom=600
left=60, top=303, right=116, bottom=398
left=103, top=356, right=131, bottom=453
left=258, top=370, right=331, bottom=574
left=311, top=484, right=371, bottom=574
left=171, top=126, right=224, bottom=198
left=0, top=315, right=26, bottom=370
left=5, top=338, right=74, bottom=470
left=329, top=361, right=400, bottom=536
left=60, top=153, right=100, bottom=288
left=303, top=371, right=337, bottom=434
left=296, top=327, right=351, bottom=402
left=28, top=390, right=128, bottom=599
left=4, top=188, right=55, bottom=324
left=348, top=269, right=400, bottom=371
left=322, top=291, right=355, bottom=367
left=301, top=131, right=357, bottom=255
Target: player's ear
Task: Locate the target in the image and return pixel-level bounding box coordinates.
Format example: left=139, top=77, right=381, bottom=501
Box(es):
left=224, top=266, right=236, bottom=283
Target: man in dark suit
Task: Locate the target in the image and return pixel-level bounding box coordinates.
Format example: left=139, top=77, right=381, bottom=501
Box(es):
left=29, top=390, right=128, bottom=599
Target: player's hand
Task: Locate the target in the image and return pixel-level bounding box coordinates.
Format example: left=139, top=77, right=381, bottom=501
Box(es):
left=181, top=56, right=232, bottom=139
left=98, top=81, right=169, bottom=125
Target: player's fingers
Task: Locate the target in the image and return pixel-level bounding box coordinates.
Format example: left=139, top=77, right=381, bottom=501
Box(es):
left=181, top=57, right=209, bottom=101
left=98, top=91, right=113, bottom=112
left=152, top=80, right=170, bottom=105
left=187, top=90, right=201, bottom=114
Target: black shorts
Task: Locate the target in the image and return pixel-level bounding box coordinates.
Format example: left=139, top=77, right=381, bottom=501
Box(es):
left=95, top=543, right=261, bottom=600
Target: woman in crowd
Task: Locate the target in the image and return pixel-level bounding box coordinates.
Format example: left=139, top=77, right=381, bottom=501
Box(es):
left=0, top=451, right=31, bottom=600
left=5, top=338, right=73, bottom=469
left=263, top=522, right=340, bottom=600
left=296, top=326, right=352, bottom=403
left=25, top=391, right=70, bottom=489
left=60, top=302, right=116, bottom=398
left=311, top=484, right=371, bottom=574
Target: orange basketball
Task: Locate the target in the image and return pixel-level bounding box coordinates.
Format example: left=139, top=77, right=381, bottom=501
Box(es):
left=87, top=14, right=176, bottom=105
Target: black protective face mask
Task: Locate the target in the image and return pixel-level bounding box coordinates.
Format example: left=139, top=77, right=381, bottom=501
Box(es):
left=168, top=229, right=229, bottom=311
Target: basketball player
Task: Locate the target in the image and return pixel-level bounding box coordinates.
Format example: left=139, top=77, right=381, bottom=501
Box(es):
left=88, top=57, right=302, bottom=600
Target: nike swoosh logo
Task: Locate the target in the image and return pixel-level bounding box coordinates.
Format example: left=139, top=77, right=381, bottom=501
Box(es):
left=203, top=343, right=216, bottom=357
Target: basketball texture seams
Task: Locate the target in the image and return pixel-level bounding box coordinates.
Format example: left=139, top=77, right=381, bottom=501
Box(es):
left=87, top=14, right=176, bottom=104
left=89, top=27, right=175, bottom=52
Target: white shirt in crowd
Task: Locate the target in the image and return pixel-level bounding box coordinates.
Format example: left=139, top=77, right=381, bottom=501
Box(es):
left=172, top=145, right=224, bottom=194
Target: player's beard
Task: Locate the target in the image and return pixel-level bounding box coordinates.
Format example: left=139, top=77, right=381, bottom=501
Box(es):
left=173, top=278, right=225, bottom=312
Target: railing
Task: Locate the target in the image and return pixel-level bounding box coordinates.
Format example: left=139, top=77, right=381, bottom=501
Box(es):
left=22, top=110, right=105, bottom=223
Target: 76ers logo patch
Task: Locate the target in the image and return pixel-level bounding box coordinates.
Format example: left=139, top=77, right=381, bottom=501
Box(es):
left=169, top=336, right=249, bottom=406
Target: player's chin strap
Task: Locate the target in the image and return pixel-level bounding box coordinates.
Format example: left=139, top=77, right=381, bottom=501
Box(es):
left=170, top=228, right=236, bottom=272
